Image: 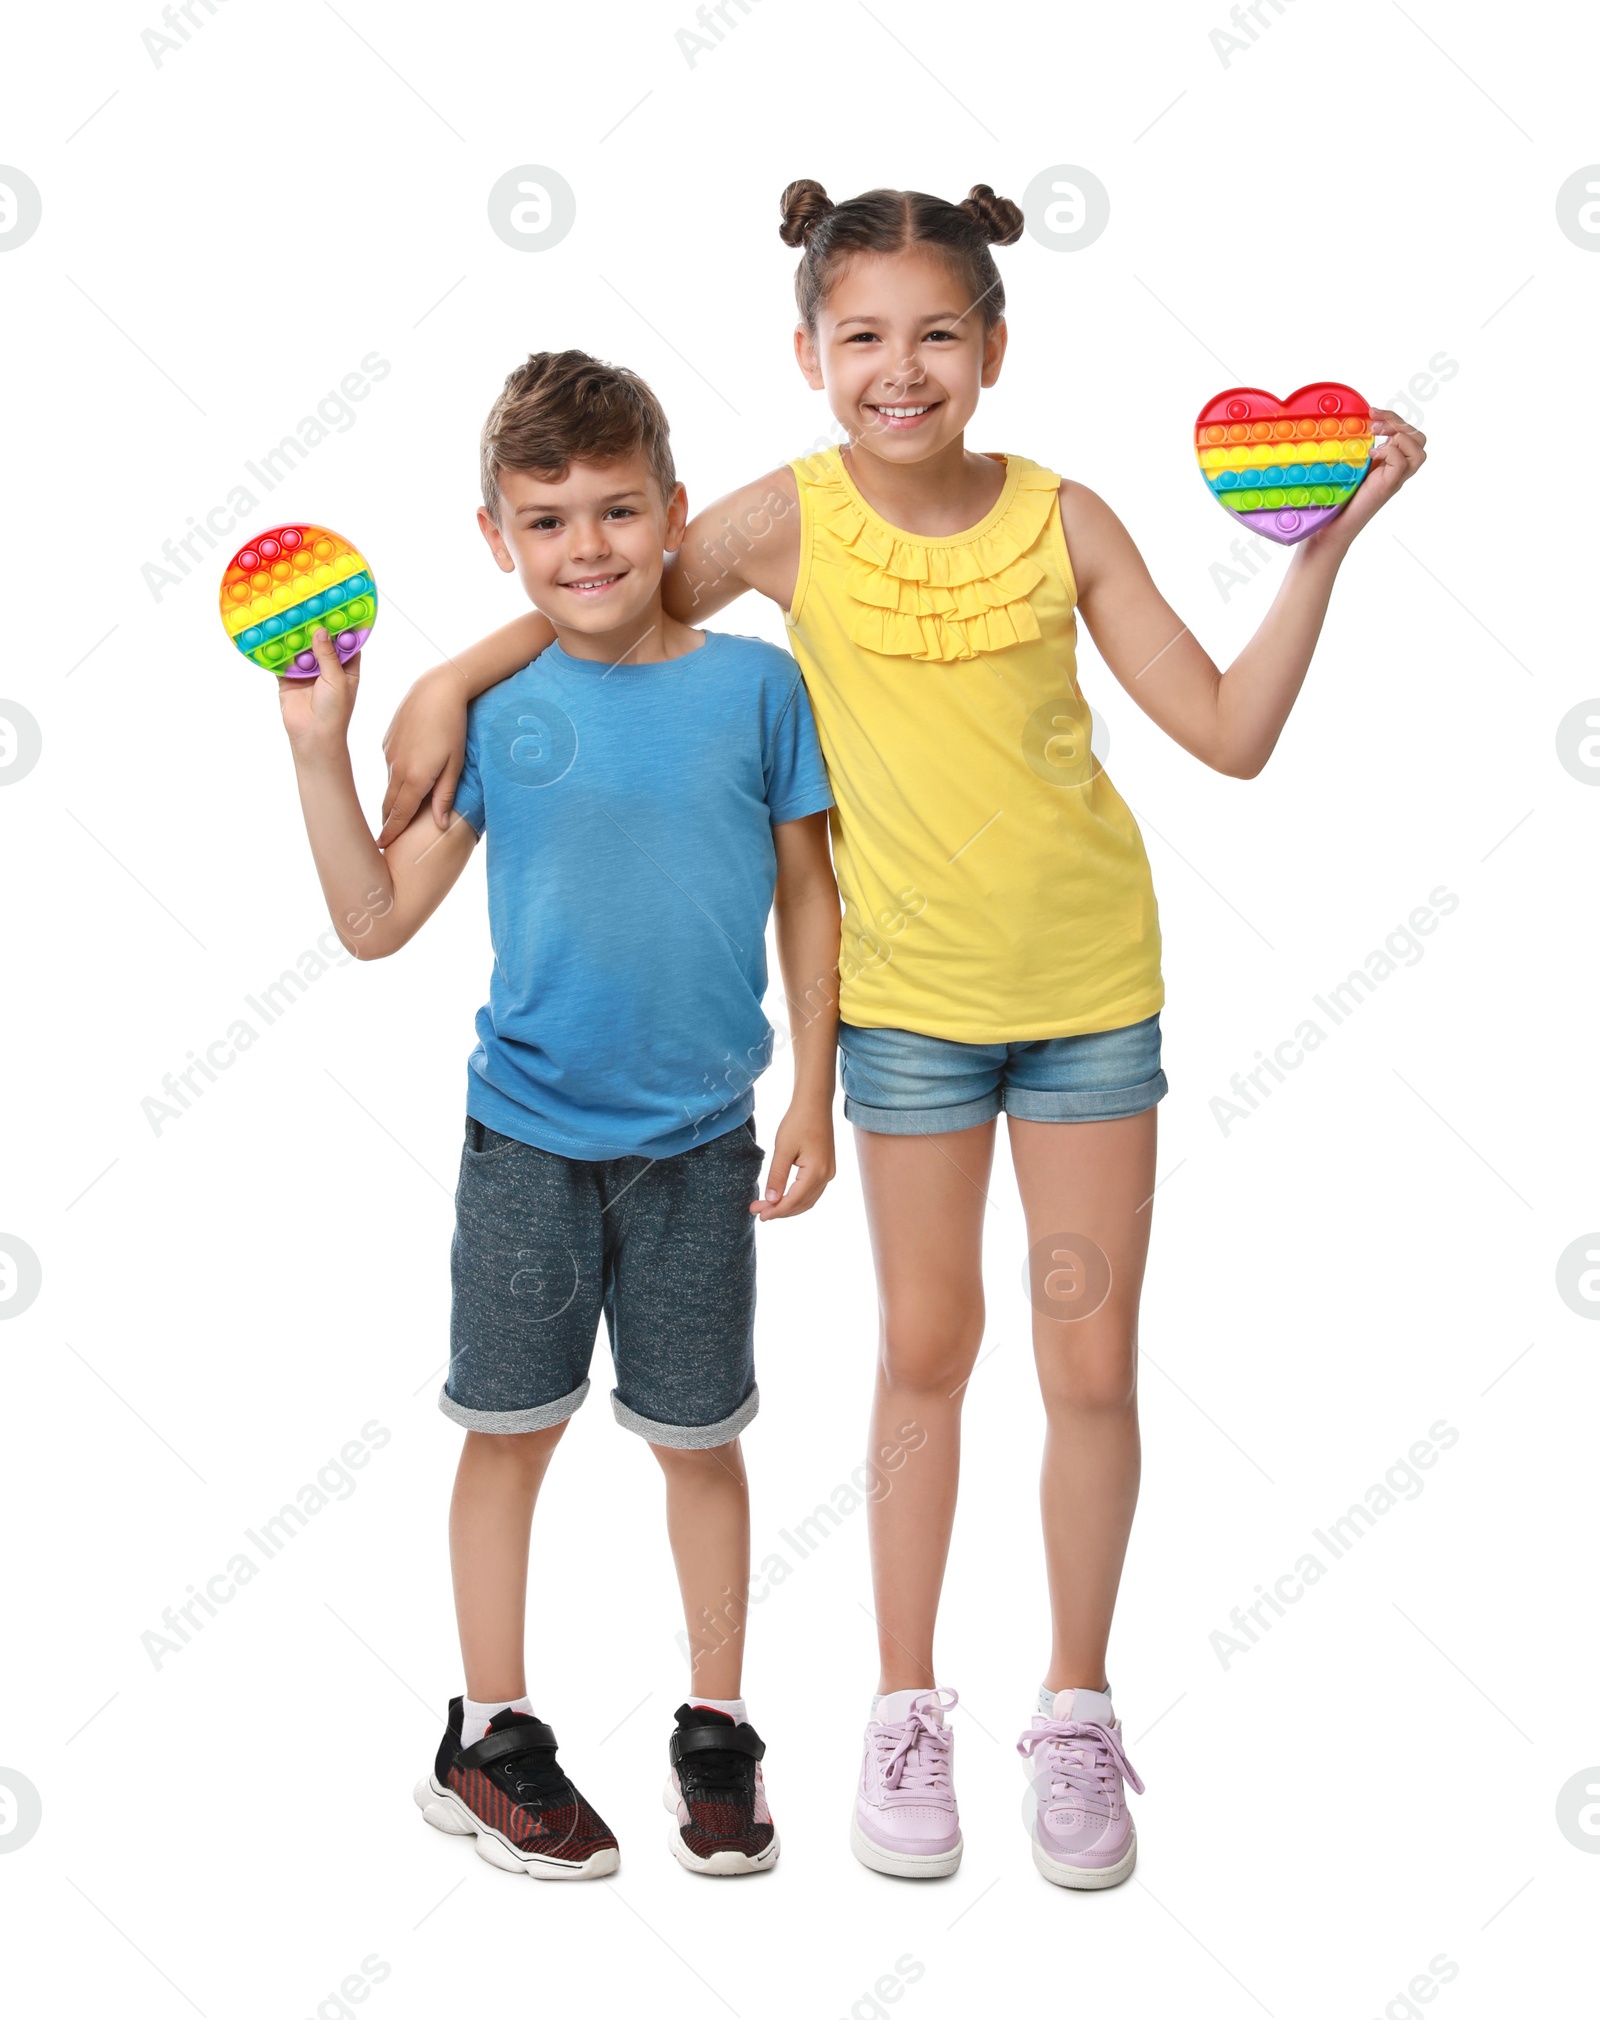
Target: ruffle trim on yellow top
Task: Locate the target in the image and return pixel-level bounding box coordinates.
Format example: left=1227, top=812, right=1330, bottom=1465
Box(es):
left=804, top=448, right=1063, bottom=662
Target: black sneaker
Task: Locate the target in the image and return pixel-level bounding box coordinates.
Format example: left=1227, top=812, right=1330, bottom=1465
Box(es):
left=414, top=1698, right=619, bottom=1879
left=663, top=1704, right=780, bottom=1875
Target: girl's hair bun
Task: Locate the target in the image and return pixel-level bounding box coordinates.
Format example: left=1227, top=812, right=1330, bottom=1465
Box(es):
left=960, top=183, right=1025, bottom=247
left=779, top=179, right=835, bottom=247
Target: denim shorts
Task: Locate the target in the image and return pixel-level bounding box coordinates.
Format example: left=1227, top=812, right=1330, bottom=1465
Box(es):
left=837, top=1015, right=1167, bottom=1135
left=441, top=1115, right=764, bottom=1447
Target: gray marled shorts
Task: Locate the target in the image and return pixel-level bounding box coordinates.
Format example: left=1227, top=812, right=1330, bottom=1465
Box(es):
left=441, top=1114, right=763, bottom=1448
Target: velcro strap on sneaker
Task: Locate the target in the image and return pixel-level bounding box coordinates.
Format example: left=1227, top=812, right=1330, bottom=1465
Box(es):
left=671, top=1723, right=765, bottom=1765
left=460, top=1720, right=559, bottom=1769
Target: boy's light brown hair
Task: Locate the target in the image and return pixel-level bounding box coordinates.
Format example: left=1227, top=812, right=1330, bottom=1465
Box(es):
left=479, top=350, right=677, bottom=522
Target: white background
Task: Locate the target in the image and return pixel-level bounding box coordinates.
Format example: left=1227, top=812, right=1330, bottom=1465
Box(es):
left=2, top=1, right=1596, bottom=2014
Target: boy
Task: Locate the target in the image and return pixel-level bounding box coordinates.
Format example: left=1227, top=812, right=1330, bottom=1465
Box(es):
left=278, top=350, right=840, bottom=1877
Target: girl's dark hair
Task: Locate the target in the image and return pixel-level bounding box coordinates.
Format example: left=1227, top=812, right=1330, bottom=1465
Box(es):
left=779, top=181, right=1025, bottom=332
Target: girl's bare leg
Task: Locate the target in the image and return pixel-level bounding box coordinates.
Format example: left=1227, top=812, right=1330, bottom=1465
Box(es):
left=1007, top=1110, right=1157, bottom=1693
left=855, top=1121, right=995, bottom=1693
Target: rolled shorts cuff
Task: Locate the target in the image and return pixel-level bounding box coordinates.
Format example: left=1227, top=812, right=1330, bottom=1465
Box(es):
left=1004, top=1067, right=1168, bottom=1122
left=843, top=1091, right=1001, bottom=1136
left=436, top=1376, right=590, bottom=1435
left=610, top=1382, right=760, bottom=1450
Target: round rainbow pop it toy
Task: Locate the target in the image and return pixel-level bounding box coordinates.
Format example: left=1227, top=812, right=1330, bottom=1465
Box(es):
left=218, top=524, right=377, bottom=679
left=1195, top=383, right=1372, bottom=546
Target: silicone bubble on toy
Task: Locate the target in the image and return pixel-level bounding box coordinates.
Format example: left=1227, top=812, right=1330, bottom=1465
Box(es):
left=1194, top=383, right=1372, bottom=547
left=219, top=524, right=378, bottom=679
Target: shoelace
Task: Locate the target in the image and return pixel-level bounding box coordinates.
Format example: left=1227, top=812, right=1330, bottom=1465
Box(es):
left=1015, top=1719, right=1145, bottom=1810
left=680, top=1748, right=754, bottom=1800
left=471, top=1714, right=575, bottom=1810
left=496, top=1752, right=572, bottom=1806
left=874, top=1688, right=958, bottom=1795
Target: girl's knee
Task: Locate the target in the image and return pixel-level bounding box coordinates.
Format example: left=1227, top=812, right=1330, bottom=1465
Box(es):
left=1035, top=1326, right=1138, bottom=1412
left=878, top=1300, right=985, bottom=1394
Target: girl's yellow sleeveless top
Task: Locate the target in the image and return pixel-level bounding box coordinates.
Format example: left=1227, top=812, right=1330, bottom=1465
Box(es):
left=784, top=445, right=1164, bottom=1042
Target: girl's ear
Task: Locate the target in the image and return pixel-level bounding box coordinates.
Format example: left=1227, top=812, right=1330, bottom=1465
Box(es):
left=980, top=317, right=1009, bottom=390
left=477, top=506, right=517, bottom=574
left=793, top=321, right=825, bottom=391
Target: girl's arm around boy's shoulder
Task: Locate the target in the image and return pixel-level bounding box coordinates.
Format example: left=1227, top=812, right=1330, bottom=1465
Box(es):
left=661, top=465, right=802, bottom=626
left=1059, top=408, right=1426, bottom=780
left=281, top=629, right=479, bottom=961
left=376, top=608, right=554, bottom=845
left=376, top=466, right=800, bottom=845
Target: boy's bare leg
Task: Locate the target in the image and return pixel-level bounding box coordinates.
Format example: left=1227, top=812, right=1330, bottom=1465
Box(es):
left=449, top=1424, right=568, bottom=1702
left=653, top=1439, right=751, bottom=1700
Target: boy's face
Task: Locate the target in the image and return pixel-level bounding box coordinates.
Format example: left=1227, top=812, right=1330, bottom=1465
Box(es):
left=479, top=452, right=687, bottom=647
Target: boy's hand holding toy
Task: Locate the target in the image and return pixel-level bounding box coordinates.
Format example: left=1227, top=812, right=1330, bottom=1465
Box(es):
left=277, top=627, right=363, bottom=762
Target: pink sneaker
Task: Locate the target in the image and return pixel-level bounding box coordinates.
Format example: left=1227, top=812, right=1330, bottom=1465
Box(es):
left=851, top=1687, right=962, bottom=1879
left=1017, top=1687, right=1144, bottom=1889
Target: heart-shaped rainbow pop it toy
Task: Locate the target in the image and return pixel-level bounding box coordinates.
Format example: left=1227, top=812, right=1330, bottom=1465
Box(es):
left=218, top=523, right=378, bottom=679
left=1195, top=384, right=1372, bottom=546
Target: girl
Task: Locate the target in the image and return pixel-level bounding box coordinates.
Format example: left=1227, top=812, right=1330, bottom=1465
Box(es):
left=377, top=182, right=1426, bottom=1889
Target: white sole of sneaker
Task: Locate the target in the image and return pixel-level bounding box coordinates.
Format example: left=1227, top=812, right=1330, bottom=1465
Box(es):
left=661, top=1775, right=781, bottom=1876
left=1030, top=1821, right=1137, bottom=1891
left=849, top=1814, right=963, bottom=1880
left=413, top=1774, right=619, bottom=1880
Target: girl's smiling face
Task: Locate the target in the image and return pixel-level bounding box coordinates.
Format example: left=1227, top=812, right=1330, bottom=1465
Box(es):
left=795, top=246, right=1008, bottom=462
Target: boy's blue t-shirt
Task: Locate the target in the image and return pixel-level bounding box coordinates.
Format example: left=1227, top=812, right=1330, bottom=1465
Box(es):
left=452, top=628, right=833, bottom=1161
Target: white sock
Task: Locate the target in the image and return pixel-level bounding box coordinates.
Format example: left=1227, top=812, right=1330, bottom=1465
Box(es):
left=873, top=1687, right=940, bottom=1722
left=689, top=1695, right=748, bottom=1724
left=1040, top=1681, right=1112, bottom=1714
left=462, top=1694, right=532, bottom=1747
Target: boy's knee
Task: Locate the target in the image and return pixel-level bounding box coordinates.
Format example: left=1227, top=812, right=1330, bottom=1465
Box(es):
left=650, top=1436, right=744, bottom=1478
left=464, top=1421, right=566, bottom=1467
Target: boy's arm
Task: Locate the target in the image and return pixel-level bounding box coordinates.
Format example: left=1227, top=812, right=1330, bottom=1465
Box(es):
left=378, top=469, right=800, bottom=845
left=283, top=629, right=479, bottom=959
left=754, top=810, right=840, bottom=1222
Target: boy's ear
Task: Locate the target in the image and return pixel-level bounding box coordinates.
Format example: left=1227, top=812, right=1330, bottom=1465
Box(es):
left=793, top=321, right=825, bottom=392
left=980, top=317, right=1009, bottom=390
left=477, top=505, right=517, bottom=573
left=662, top=481, right=690, bottom=554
